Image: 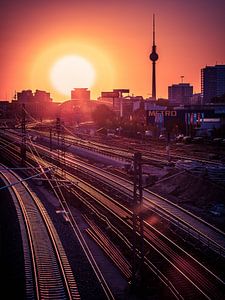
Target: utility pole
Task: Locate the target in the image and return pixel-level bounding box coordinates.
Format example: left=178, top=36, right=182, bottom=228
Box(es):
left=60, top=120, right=65, bottom=175
left=56, top=117, right=65, bottom=174
left=49, top=127, right=53, bottom=165
left=50, top=128, right=52, bottom=152
left=21, top=104, right=26, bottom=166
left=132, top=152, right=144, bottom=287
left=56, top=117, right=61, bottom=169
left=166, top=130, right=171, bottom=162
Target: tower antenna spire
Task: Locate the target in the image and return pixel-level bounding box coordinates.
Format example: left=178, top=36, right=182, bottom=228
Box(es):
left=153, top=13, right=155, bottom=46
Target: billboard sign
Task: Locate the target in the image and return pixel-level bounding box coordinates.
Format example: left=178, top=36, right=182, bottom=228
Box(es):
left=148, top=110, right=177, bottom=117
left=147, top=110, right=178, bottom=129
left=113, top=89, right=130, bottom=94
left=101, top=91, right=119, bottom=98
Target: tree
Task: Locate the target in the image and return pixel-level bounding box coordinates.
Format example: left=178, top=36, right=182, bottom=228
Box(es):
left=91, top=104, right=116, bottom=127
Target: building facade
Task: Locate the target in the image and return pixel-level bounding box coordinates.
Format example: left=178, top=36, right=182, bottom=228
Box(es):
left=17, top=89, right=52, bottom=103
left=71, top=88, right=90, bottom=101
left=13, top=89, right=55, bottom=119
left=168, top=83, right=193, bottom=105
left=201, top=65, right=225, bottom=104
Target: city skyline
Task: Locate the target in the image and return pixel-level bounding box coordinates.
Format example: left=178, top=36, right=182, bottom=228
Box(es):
left=1, top=0, right=225, bottom=102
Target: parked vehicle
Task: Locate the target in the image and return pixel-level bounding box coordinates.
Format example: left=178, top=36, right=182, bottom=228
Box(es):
left=175, top=134, right=184, bottom=142
left=212, top=137, right=223, bottom=145
left=159, top=134, right=166, bottom=141
left=183, top=136, right=192, bottom=144
left=192, top=136, right=204, bottom=144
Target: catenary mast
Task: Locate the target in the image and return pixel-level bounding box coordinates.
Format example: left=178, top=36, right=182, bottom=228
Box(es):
left=149, top=14, right=159, bottom=100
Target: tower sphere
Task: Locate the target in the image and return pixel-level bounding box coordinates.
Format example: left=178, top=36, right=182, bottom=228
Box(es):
left=149, top=52, right=158, bottom=62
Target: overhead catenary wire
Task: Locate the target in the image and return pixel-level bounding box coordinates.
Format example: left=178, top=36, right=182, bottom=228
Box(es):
left=0, top=167, right=51, bottom=191
left=26, top=137, right=63, bottom=204
left=27, top=133, right=115, bottom=299
left=0, top=138, right=18, bottom=151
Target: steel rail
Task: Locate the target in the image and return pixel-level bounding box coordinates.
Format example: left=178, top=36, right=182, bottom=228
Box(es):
left=0, top=165, right=80, bottom=300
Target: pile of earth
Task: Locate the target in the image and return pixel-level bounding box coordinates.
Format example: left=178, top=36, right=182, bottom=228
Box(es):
left=150, top=170, right=225, bottom=230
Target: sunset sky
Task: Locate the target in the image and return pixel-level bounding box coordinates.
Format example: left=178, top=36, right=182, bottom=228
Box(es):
left=1, top=0, right=225, bottom=102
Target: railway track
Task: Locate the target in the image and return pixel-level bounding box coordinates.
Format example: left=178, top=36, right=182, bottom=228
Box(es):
left=1, top=134, right=225, bottom=256
left=0, top=140, right=116, bottom=300
left=59, top=131, right=225, bottom=165
left=1, top=131, right=225, bottom=299
left=0, top=164, right=80, bottom=300
left=3, top=128, right=225, bottom=172
left=53, top=165, right=225, bottom=299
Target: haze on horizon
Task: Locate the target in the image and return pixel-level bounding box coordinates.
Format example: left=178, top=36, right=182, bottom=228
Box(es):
left=0, top=0, right=225, bottom=102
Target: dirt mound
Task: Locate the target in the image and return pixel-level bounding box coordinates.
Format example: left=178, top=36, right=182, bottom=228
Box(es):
left=151, top=171, right=225, bottom=230
left=152, top=171, right=225, bottom=207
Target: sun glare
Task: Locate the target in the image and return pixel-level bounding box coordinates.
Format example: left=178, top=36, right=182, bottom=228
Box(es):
left=50, top=55, right=95, bottom=96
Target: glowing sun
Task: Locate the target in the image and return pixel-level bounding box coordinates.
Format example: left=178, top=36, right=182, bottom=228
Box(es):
left=50, top=55, right=95, bottom=96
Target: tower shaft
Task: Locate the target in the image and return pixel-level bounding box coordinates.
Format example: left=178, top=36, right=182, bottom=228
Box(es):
left=152, top=61, right=156, bottom=99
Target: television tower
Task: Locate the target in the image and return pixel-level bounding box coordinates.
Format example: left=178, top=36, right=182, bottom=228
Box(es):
left=149, top=14, right=159, bottom=100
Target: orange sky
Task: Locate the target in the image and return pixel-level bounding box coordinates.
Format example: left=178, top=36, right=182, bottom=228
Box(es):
left=0, top=0, right=225, bottom=102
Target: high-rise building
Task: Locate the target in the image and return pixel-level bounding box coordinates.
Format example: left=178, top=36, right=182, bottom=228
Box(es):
left=168, top=83, right=193, bottom=105
left=201, top=65, right=225, bottom=104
